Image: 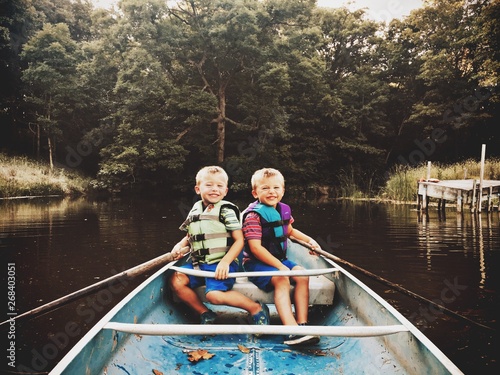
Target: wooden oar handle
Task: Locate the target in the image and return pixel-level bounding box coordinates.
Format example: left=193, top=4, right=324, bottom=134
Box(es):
left=127, top=246, right=190, bottom=277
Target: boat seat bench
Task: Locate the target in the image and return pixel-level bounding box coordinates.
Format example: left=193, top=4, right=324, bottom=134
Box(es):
left=192, top=274, right=335, bottom=305
left=104, top=322, right=410, bottom=337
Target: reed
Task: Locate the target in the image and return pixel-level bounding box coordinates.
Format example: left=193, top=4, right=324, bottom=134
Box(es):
left=335, top=168, right=374, bottom=199
left=380, top=165, right=420, bottom=202
left=0, top=154, right=89, bottom=198
left=381, top=158, right=500, bottom=202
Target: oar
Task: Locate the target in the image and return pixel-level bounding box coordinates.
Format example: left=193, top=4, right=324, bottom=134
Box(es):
left=0, top=246, right=190, bottom=327
left=291, top=237, right=495, bottom=331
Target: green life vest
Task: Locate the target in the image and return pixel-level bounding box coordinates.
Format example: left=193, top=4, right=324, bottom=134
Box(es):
left=181, top=200, right=240, bottom=264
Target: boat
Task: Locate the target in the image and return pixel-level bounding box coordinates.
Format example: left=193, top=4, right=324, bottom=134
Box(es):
left=50, top=240, right=463, bottom=374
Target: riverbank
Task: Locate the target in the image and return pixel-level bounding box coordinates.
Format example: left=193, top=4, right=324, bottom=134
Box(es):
left=2, top=153, right=500, bottom=203
left=0, top=154, right=89, bottom=198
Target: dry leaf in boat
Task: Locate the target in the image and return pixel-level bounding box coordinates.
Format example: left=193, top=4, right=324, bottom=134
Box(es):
left=152, top=370, right=163, bottom=375
left=238, top=344, right=250, bottom=353
left=187, top=349, right=215, bottom=362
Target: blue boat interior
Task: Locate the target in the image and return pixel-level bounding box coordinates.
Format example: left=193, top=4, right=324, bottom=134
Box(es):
left=61, top=243, right=448, bottom=374
left=94, top=278, right=402, bottom=374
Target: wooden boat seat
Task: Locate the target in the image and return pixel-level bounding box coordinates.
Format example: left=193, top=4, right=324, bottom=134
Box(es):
left=192, top=274, right=335, bottom=305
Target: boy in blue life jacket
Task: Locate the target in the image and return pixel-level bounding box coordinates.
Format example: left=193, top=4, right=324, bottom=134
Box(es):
left=169, top=166, right=269, bottom=326
left=242, top=168, right=321, bottom=346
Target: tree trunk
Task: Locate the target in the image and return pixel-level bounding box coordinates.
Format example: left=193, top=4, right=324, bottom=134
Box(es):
left=216, top=89, right=226, bottom=164
left=36, top=124, right=40, bottom=160
left=48, top=136, right=54, bottom=170
left=217, top=120, right=225, bottom=164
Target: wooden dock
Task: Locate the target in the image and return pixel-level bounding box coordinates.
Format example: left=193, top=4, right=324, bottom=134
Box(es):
left=416, top=145, right=500, bottom=212
left=417, top=179, right=500, bottom=212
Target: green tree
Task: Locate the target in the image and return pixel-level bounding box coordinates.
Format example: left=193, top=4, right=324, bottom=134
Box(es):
left=8, top=0, right=498, bottom=195
left=310, top=7, right=388, bottom=189
left=97, top=44, right=189, bottom=190
left=1, top=0, right=94, bottom=157
left=94, top=0, right=323, bottom=191
left=162, top=0, right=312, bottom=164
left=0, top=0, right=38, bottom=152
left=89, top=0, right=190, bottom=190
left=20, top=23, right=81, bottom=168
left=380, top=17, right=426, bottom=164
left=399, top=0, right=498, bottom=161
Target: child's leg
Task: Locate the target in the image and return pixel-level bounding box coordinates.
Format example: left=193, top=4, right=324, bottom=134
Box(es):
left=169, top=271, right=209, bottom=315
left=204, top=263, right=263, bottom=316
left=271, top=275, right=297, bottom=325
left=206, top=290, right=262, bottom=315
left=291, top=270, right=310, bottom=324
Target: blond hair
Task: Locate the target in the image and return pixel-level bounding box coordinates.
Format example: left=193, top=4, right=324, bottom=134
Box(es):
left=251, top=168, right=285, bottom=189
left=195, top=166, right=228, bottom=185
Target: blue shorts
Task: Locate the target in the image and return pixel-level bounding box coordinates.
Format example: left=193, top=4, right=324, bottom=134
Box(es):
left=181, top=261, right=238, bottom=294
left=243, top=259, right=298, bottom=292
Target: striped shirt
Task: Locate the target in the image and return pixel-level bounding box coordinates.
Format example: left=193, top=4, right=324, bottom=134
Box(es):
left=220, top=206, right=241, bottom=231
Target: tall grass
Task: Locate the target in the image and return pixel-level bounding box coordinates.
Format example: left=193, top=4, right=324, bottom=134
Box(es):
left=381, top=158, right=500, bottom=202
left=0, top=154, right=89, bottom=198
left=334, top=168, right=375, bottom=199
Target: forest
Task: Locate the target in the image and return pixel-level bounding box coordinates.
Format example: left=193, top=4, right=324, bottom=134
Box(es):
left=1, top=0, right=498, bottom=195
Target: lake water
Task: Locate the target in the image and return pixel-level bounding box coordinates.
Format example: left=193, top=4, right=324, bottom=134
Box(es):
left=1, top=195, right=498, bottom=374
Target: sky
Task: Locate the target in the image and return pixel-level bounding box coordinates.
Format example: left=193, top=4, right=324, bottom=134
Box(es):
left=316, top=0, right=424, bottom=21
left=92, top=0, right=424, bottom=22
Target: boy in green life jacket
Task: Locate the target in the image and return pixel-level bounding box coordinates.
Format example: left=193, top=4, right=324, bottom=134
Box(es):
left=242, top=167, right=320, bottom=346
left=169, top=166, right=269, bottom=326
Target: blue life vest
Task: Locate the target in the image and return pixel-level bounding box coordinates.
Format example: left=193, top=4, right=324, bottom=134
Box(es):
left=243, top=201, right=291, bottom=260
left=181, top=200, right=240, bottom=264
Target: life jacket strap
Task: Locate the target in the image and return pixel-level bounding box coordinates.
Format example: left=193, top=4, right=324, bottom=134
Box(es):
left=261, top=219, right=290, bottom=228
left=189, top=232, right=231, bottom=242
left=275, top=235, right=287, bottom=243
left=181, top=214, right=219, bottom=228
left=193, top=246, right=230, bottom=257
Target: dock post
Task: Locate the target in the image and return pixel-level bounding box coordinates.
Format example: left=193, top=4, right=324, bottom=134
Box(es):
left=423, top=161, right=431, bottom=212
left=422, top=184, right=428, bottom=212
left=471, top=179, right=477, bottom=212
left=457, top=192, right=463, bottom=213
left=478, top=144, right=486, bottom=212
left=416, top=181, right=421, bottom=211
left=488, top=186, right=493, bottom=212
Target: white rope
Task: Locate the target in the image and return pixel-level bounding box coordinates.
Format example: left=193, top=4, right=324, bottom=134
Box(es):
left=103, top=322, right=409, bottom=337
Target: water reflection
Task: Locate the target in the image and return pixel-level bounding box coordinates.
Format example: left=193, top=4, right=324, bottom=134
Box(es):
left=417, top=208, right=499, bottom=289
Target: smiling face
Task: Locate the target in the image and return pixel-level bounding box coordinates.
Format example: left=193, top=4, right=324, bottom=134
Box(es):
left=195, top=172, right=228, bottom=205
left=252, top=175, right=285, bottom=208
